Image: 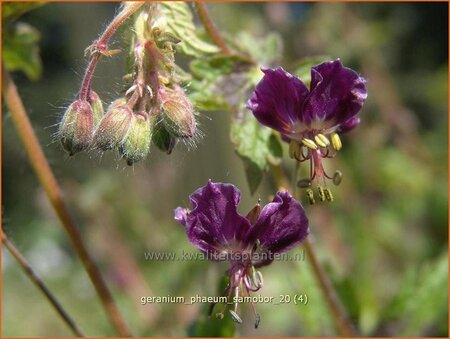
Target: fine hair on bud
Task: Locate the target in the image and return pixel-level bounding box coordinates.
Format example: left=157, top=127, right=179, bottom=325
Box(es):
left=119, top=111, right=154, bottom=165
left=58, top=99, right=95, bottom=156
left=88, top=90, right=104, bottom=126
left=93, top=98, right=133, bottom=151
left=160, top=85, right=197, bottom=138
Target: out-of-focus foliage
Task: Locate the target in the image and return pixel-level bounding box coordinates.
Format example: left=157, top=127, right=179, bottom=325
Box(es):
left=2, top=2, right=43, bottom=80
left=2, top=2, right=448, bottom=337
left=2, top=2, right=45, bottom=22
left=160, top=2, right=219, bottom=57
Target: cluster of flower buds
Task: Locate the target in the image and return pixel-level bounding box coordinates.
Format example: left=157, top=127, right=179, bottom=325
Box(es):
left=58, top=4, right=197, bottom=164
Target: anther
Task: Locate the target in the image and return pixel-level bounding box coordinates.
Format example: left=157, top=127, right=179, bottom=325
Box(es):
left=314, top=134, right=330, bottom=147
left=289, top=140, right=302, bottom=160
left=324, top=188, right=334, bottom=202
left=297, top=178, right=312, bottom=188
left=301, top=138, right=318, bottom=150
left=229, top=310, right=243, bottom=324
left=333, top=170, right=343, bottom=186
left=289, top=140, right=296, bottom=159
left=255, top=314, right=261, bottom=329
left=252, top=270, right=264, bottom=289
left=331, top=133, right=342, bottom=151
left=252, top=239, right=261, bottom=253
left=317, top=186, right=325, bottom=202
left=306, top=188, right=315, bottom=205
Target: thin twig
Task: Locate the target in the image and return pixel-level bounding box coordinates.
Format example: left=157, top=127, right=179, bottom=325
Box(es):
left=2, top=68, right=131, bottom=337
left=303, top=239, right=356, bottom=336
left=195, top=2, right=232, bottom=56
left=2, top=231, right=85, bottom=337
left=276, top=163, right=357, bottom=336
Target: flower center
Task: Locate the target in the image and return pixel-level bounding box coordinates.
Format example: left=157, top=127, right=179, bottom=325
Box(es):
left=210, top=249, right=263, bottom=328
left=289, top=132, right=343, bottom=204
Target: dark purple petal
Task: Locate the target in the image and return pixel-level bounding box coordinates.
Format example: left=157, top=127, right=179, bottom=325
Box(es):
left=303, top=59, right=367, bottom=129
left=247, top=67, right=310, bottom=135
left=245, top=191, right=309, bottom=262
left=337, top=116, right=361, bottom=134
left=174, top=180, right=252, bottom=254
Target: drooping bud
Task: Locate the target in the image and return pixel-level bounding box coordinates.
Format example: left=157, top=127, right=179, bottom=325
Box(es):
left=58, top=99, right=94, bottom=155
left=152, top=123, right=178, bottom=154
left=119, top=111, right=154, bottom=165
left=93, top=98, right=133, bottom=151
left=88, top=90, right=104, bottom=126
left=160, top=85, right=196, bottom=138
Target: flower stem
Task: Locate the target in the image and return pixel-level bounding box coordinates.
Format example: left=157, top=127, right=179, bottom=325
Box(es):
left=195, top=2, right=232, bottom=56
left=79, top=2, right=144, bottom=100
left=2, top=231, right=85, bottom=337
left=274, top=163, right=357, bottom=336
left=2, top=68, right=131, bottom=337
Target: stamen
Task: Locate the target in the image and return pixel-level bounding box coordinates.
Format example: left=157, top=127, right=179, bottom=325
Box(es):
left=244, top=268, right=263, bottom=291
left=331, top=133, right=342, bottom=151
left=333, top=170, right=343, bottom=186
left=314, top=134, right=329, bottom=148
left=301, top=138, right=318, bottom=150
left=289, top=140, right=301, bottom=160
left=324, top=188, right=334, bottom=202
left=317, top=186, right=325, bottom=202
left=306, top=188, right=315, bottom=205
left=252, top=239, right=261, bottom=253
left=229, top=310, right=243, bottom=324
left=297, top=178, right=312, bottom=188
left=288, top=140, right=296, bottom=159
left=252, top=269, right=263, bottom=289
left=254, top=313, right=261, bottom=329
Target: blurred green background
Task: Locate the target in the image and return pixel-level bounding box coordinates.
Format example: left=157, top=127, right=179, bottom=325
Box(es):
left=2, top=2, right=448, bottom=337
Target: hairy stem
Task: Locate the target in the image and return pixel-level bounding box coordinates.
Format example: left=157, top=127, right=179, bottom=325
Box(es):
left=195, top=2, right=232, bottom=56
left=277, top=163, right=357, bottom=336
left=2, top=68, right=131, bottom=337
left=79, top=2, right=144, bottom=100
left=2, top=231, right=85, bottom=337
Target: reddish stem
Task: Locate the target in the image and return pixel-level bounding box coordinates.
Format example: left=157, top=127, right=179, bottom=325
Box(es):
left=79, top=2, right=144, bottom=101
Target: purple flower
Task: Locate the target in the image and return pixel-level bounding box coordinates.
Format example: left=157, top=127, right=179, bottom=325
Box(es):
left=175, top=180, right=309, bottom=327
left=247, top=59, right=367, bottom=203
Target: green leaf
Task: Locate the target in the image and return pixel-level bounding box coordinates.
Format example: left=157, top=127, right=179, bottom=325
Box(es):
left=2, top=2, right=45, bottom=22
left=231, top=113, right=283, bottom=194
left=160, top=2, right=219, bottom=57
left=187, top=55, right=253, bottom=111
left=234, top=32, right=283, bottom=66
left=3, top=22, right=42, bottom=81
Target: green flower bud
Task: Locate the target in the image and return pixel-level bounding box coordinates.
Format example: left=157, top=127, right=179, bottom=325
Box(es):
left=93, top=98, right=133, bottom=151
left=88, top=90, right=104, bottom=126
left=152, top=122, right=178, bottom=155
left=119, top=111, right=154, bottom=165
left=160, top=85, right=196, bottom=138
left=58, top=99, right=94, bottom=155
